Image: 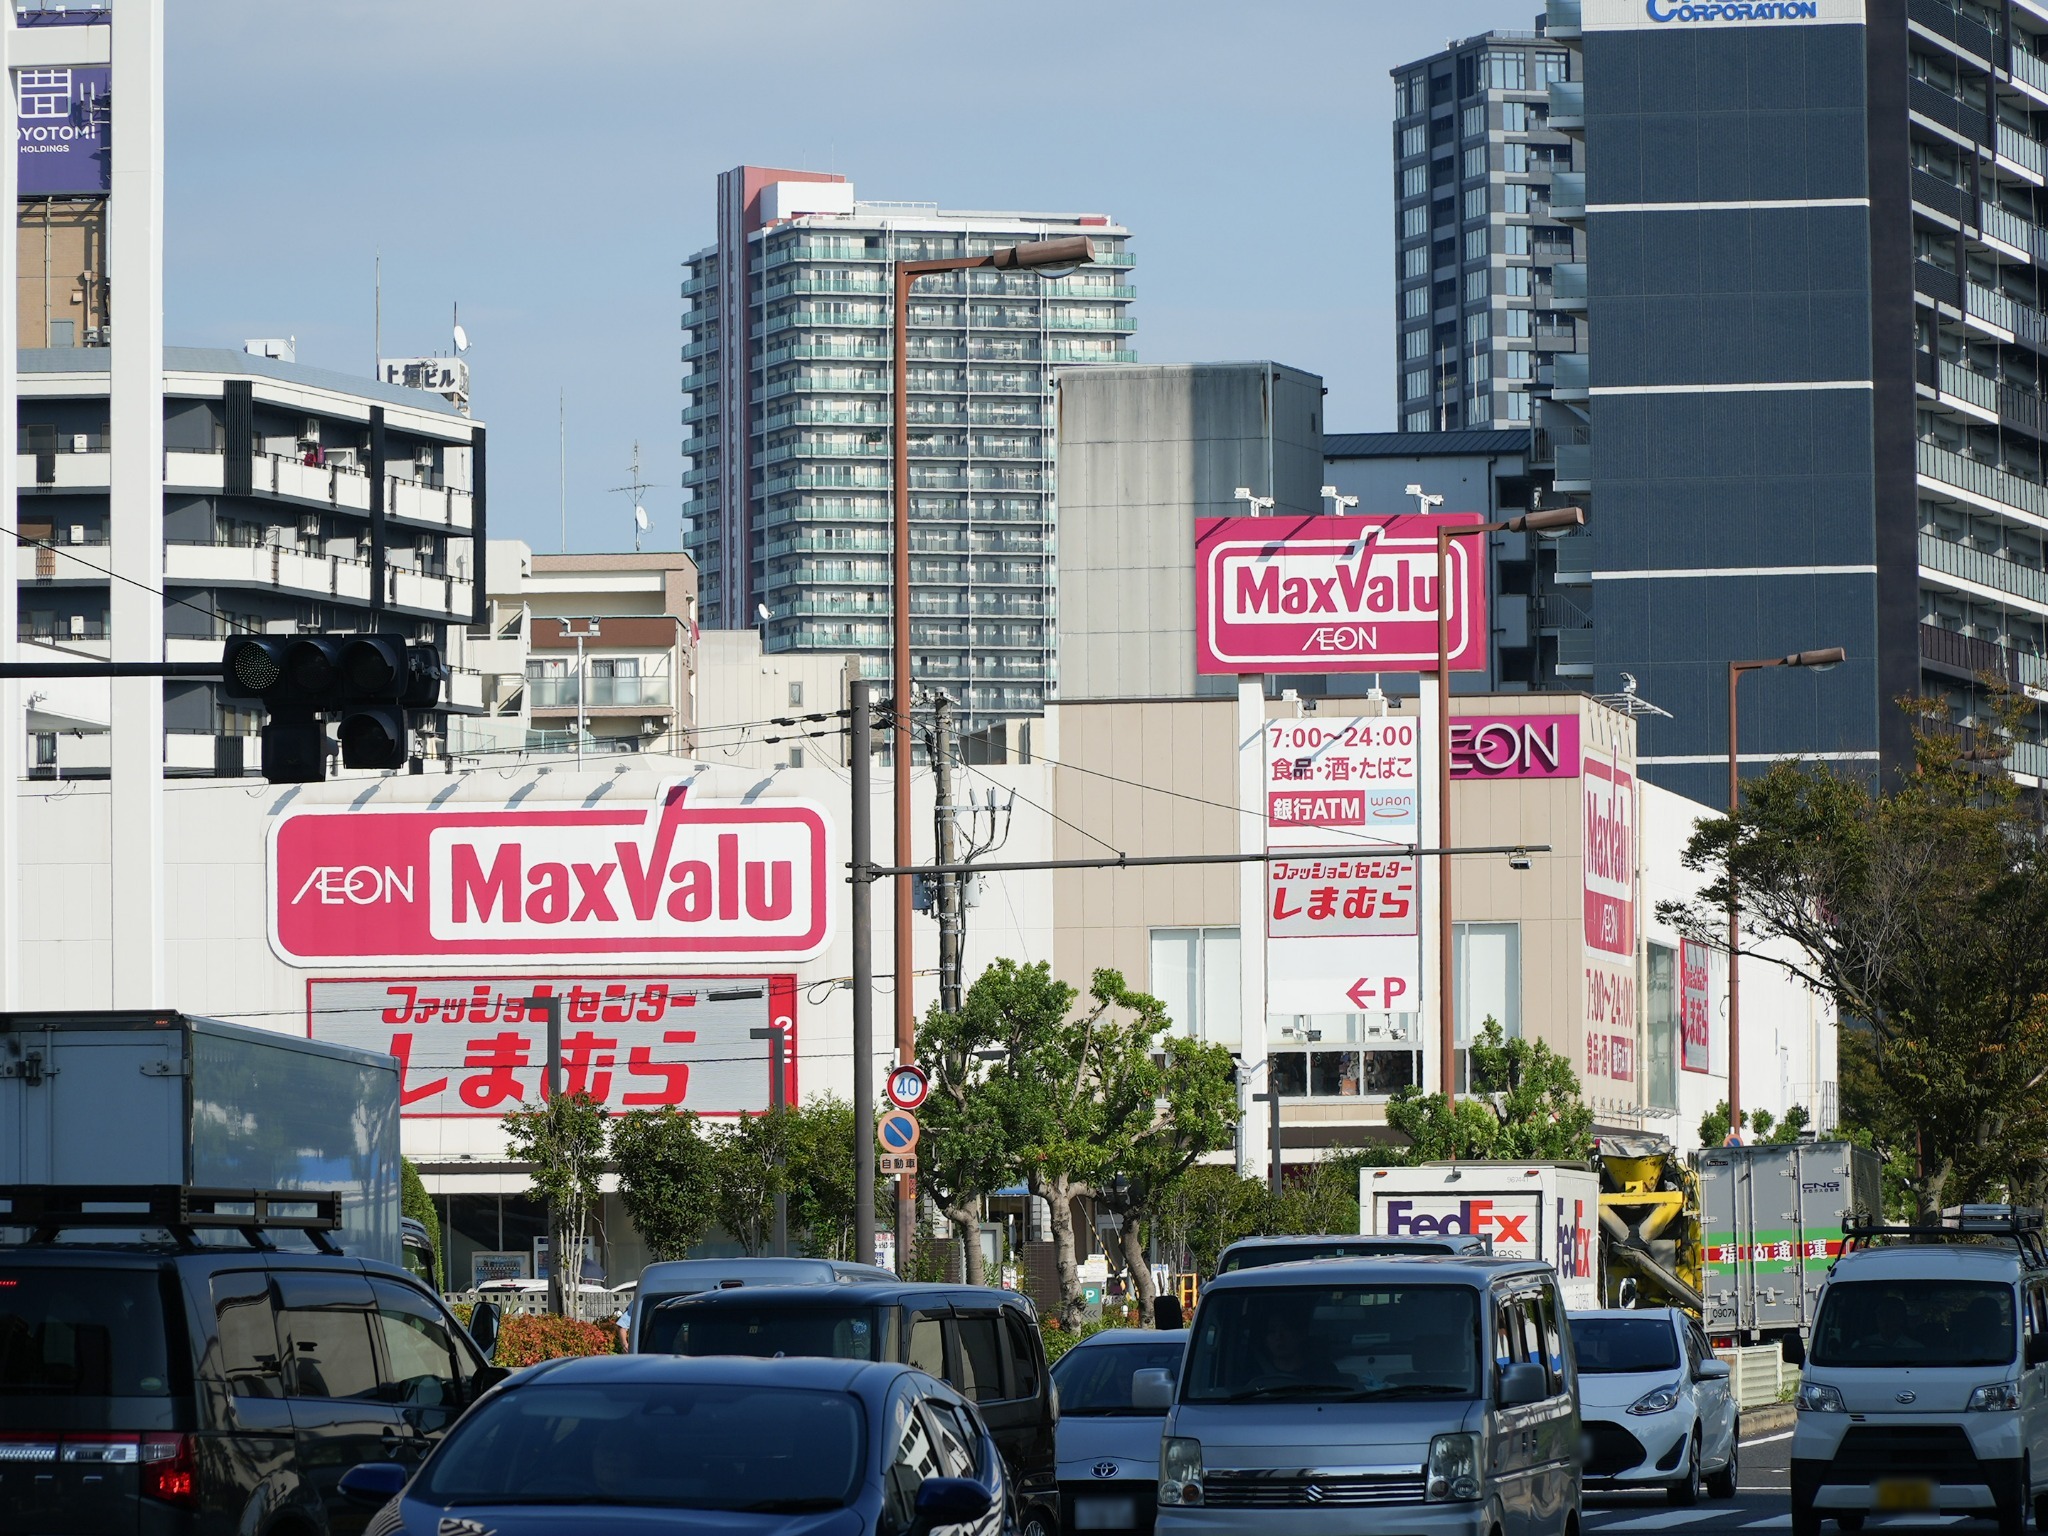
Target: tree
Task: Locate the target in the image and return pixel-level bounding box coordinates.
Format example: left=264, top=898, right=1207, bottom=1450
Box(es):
left=1658, top=697, right=2048, bottom=1214
left=916, top=992, right=1024, bottom=1286
left=400, top=1157, right=441, bottom=1292
left=1697, top=1100, right=1812, bottom=1150
left=502, top=1092, right=608, bottom=1313
left=783, top=1096, right=889, bottom=1261
left=1150, top=1164, right=1269, bottom=1278
left=1382, top=1020, right=1594, bottom=1162
left=1269, top=1153, right=1361, bottom=1236
left=611, top=1107, right=719, bottom=1262
left=1108, top=1035, right=1241, bottom=1323
left=705, top=1110, right=790, bottom=1256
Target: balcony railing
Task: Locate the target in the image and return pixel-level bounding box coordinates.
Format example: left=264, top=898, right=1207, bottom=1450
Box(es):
left=1548, top=80, right=1584, bottom=127
left=526, top=675, right=675, bottom=710
left=1968, top=280, right=2020, bottom=334
left=1546, top=0, right=1581, bottom=32
left=1550, top=172, right=1586, bottom=217
left=1940, top=359, right=1999, bottom=410
left=2015, top=45, right=2048, bottom=96
left=1999, top=121, right=2047, bottom=177
left=1917, top=438, right=2048, bottom=520
left=1920, top=620, right=2048, bottom=687
left=1552, top=352, right=1590, bottom=395
left=1919, top=530, right=2048, bottom=606
left=1554, top=443, right=1592, bottom=483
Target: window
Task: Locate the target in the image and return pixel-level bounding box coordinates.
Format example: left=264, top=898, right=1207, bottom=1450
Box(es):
left=48, top=319, right=74, bottom=348
left=371, top=1279, right=464, bottom=1427
left=1464, top=146, right=1486, bottom=180
left=1535, top=50, right=1570, bottom=84
left=1504, top=308, right=1533, bottom=337
left=275, top=1273, right=381, bottom=1402
left=1404, top=285, right=1428, bottom=320
left=1504, top=184, right=1531, bottom=214
left=1403, top=165, right=1428, bottom=198
left=1487, top=52, right=1526, bottom=91
left=1504, top=391, right=1532, bottom=421
left=1502, top=143, right=1530, bottom=174
left=1462, top=229, right=1485, bottom=262
left=786, top=746, right=805, bottom=769
left=1401, top=123, right=1427, bottom=156
left=1398, top=72, right=1426, bottom=116
left=1405, top=245, right=1428, bottom=278
left=953, top=1315, right=1005, bottom=1403
left=1403, top=206, right=1428, bottom=239
left=1502, top=101, right=1529, bottom=132
left=1453, top=922, right=1520, bottom=1042
left=907, top=1314, right=947, bottom=1379
left=1470, top=351, right=1491, bottom=385
left=1466, top=271, right=1488, bottom=303
left=1406, top=370, right=1430, bottom=401
left=1149, top=926, right=1241, bottom=1045
left=1535, top=1290, right=1567, bottom=1395
left=1505, top=266, right=1532, bottom=297
left=924, top=1400, right=979, bottom=1477
left=1002, top=1312, right=1041, bottom=1400
left=211, top=1272, right=282, bottom=1399
left=1646, top=943, right=1679, bottom=1112
left=1466, top=311, right=1490, bottom=345
left=1463, top=103, right=1486, bottom=139
left=1502, top=224, right=1530, bottom=255
left=1405, top=410, right=1433, bottom=432
left=1404, top=328, right=1428, bottom=360
left=1465, top=187, right=1488, bottom=221
left=883, top=1391, right=945, bottom=1533
left=1503, top=349, right=1534, bottom=379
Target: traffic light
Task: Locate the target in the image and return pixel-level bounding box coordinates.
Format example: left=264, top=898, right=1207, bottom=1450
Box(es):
left=221, top=633, right=447, bottom=783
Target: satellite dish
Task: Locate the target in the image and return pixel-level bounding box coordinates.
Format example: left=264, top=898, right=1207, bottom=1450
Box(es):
left=756, top=603, right=773, bottom=623
left=452, top=323, right=470, bottom=353
left=634, top=504, right=649, bottom=531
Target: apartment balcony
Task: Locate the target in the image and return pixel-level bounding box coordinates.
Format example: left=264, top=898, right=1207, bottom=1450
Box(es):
left=526, top=674, right=675, bottom=712
left=16, top=449, right=109, bottom=491
left=1555, top=627, right=1594, bottom=677
left=681, top=334, right=721, bottom=363
left=1998, top=121, right=2047, bottom=182
left=388, top=474, right=474, bottom=533
left=1919, top=530, right=2048, bottom=611
left=388, top=568, right=477, bottom=620
left=1551, top=351, right=1589, bottom=401
left=1979, top=200, right=2040, bottom=262
left=1547, top=80, right=1584, bottom=131
left=1967, top=279, right=2021, bottom=339
left=1534, top=322, right=1579, bottom=352
left=1553, top=442, right=1592, bottom=492
left=1548, top=262, right=1588, bottom=312
left=1920, top=620, right=2048, bottom=689
left=1916, top=438, right=2048, bottom=522
left=1937, top=358, right=1999, bottom=415
left=1546, top=0, right=1581, bottom=37
left=1550, top=172, right=1586, bottom=221
left=2013, top=44, right=2048, bottom=101
left=163, top=542, right=375, bottom=604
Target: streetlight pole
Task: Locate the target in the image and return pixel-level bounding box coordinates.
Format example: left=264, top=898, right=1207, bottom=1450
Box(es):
left=750, top=1023, right=790, bottom=1257
left=557, top=618, right=601, bottom=769
left=890, top=233, right=1094, bottom=1274
left=1724, top=647, right=1845, bottom=1143
left=1432, top=505, right=1586, bottom=1112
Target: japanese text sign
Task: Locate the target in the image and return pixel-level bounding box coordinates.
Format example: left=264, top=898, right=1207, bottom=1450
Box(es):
left=1450, top=714, right=1581, bottom=779
left=1681, top=940, right=1712, bottom=1074
left=270, top=784, right=832, bottom=965
left=1267, top=855, right=1418, bottom=939
left=16, top=64, right=110, bottom=197
left=306, top=974, right=795, bottom=1118
left=1584, top=960, right=1636, bottom=1082
left=1264, top=718, right=1419, bottom=848
left=1196, top=513, right=1488, bottom=675
left=1582, top=754, right=1636, bottom=957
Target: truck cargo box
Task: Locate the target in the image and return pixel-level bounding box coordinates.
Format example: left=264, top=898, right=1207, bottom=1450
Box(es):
left=1696, top=1139, right=1882, bottom=1343
left=0, top=1010, right=401, bottom=1265
left=1360, top=1161, right=1602, bottom=1310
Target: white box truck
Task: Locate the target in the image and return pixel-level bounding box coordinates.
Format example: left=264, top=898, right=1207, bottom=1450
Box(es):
left=0, top=1009, right=404, bottom=1265
left=1360, top=1162, right=1603, bottom=1310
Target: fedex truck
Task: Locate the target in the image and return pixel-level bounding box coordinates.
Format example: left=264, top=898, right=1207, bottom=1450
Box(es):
left=1361, top=1162, right=1602, bottom=1311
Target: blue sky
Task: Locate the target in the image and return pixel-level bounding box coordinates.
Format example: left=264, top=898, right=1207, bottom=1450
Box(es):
left=166, top=0, right=1533, bottom=556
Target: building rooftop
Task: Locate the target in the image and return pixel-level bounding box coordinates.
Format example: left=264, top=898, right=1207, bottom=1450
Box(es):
left=18, top=346, right=471, bottom=419
left=1324, top=429, right=1533, bottom=459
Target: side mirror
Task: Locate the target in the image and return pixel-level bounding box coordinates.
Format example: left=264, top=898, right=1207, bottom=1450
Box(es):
left=2028, top=1336, right=2047, bottom=1369
left=469, top=1364, right=512, bottom=1400
left=910, top=1476, right=994, bottom=1534
left=1499, top=1361, right=1547, bottom=1408
left=1781, top=1334, right=1806, bottom=1368
left=1132, top=1367, right=1176, bottom=1410
left=337, top=1462, right=408, bottom=1506
left=468, top=1299, right=501, bottom=1358
left=1695, top=1358, right=1732, bottom=1382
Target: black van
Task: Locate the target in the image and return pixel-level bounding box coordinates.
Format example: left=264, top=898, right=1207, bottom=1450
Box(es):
left=0, top=1186, right=505, bottom=1536
left=650, top=1280, right=1058, bottom=1536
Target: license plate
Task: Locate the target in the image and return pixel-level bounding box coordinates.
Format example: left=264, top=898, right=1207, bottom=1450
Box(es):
left=1073, top=1494, right=1139, bottom=1530
left=1875, top=1478, right=1936, bottom=1511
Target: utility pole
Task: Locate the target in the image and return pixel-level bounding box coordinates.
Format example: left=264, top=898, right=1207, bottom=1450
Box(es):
left=750, top=1024, right=790, bottom=1256
left=933, top=692, right=963, bottom=1014
left=850, top=681, right=878, bottom=1269
left=1253, top=1090, right=1282, bottom=1198
left=524, top=992, right=565, bottom=1316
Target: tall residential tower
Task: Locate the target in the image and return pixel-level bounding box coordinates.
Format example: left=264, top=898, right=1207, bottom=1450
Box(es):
left=680, top=168, right=1134, bottom=730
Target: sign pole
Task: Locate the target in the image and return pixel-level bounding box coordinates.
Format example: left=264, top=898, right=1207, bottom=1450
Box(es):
left=752, top=1024, right=790, bottom=1257
left=850, top=681, right=878, bottom=1270
left=525, top=991, right=565, bottom=1316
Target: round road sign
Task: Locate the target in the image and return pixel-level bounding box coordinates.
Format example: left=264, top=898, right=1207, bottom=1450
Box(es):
left=878, top=1109, right=921, bottom=1153
left=887, top=1064, right=930, bottom=1110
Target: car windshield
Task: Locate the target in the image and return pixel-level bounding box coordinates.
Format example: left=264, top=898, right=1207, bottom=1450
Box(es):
left=1218, top=1241, right=1454, bottom=1272
left=415, top=1381, right=866, bottom=1511
left=1051, top=1339, right=1187, bottom=1414
left=1183, top=1284, right=1481, bottom=1403
left=1810, top=1279, right=2017, bottom=1369
left=1571, top=1317, right=1680, bottom=1374
left=0, top=1268, right=173, bottom=1399
left=647, top=1301, right=882, bottom=1361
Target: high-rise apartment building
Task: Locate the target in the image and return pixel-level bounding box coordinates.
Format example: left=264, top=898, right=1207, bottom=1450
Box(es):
left=680, top=167, right=1134, bottom=729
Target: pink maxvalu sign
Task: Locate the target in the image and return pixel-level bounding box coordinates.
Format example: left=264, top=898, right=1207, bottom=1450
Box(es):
left=1194, top=512, right=1489, bottom=675
left=1449, top=715, right=1582, bottom=780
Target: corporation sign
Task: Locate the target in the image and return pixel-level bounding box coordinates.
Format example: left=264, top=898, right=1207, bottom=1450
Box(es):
left=1195, top=514, right=1488, bottom=676
left=1580, top=0, right=1861, bottom=26
left=270, top=783, right=832, bottom=965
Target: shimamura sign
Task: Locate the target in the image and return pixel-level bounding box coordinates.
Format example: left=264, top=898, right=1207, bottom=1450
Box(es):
left=269, top=784, right=832, bottom=965
left=1195, top=514, right=1488, bottom=675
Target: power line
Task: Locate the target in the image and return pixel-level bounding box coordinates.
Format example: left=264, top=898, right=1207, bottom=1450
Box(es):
left=960, top=756, right=1121, bottom=860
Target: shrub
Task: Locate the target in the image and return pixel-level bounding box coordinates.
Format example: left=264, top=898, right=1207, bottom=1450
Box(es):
left=1041, top=1318, right=1121, bottom=1364
left=494, top=1312, right=614, bottom=1367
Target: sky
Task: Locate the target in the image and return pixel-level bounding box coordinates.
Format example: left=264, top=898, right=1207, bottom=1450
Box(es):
left=166, top=0, right=1534, bottom=557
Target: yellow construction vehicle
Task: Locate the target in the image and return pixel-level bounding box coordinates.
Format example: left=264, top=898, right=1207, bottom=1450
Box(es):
left=1595, top=1134, right=1704, bottom=1316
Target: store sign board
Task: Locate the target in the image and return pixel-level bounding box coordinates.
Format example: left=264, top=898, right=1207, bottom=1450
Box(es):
left=1265, top=935, right=1421, bottom=1018
left=16, top=64, right=110, bottom=197
left=1196, top=514, right=1488, bottom=675
left=305, top=974, right=795, bottom=1118
left=1267, top=853, right=1418, bottom=940
left=1681, top=940, right=1712, bottom=1074
left=1265, top=717, right=1420, bottom=848
left=1584, top=962, right=1637, bottom=1083
left=1582, top=754, right=1636, bottom=957
left=1581, top=0, right=1862, bottom=30
left=269, top=784, right=832, bottom=964
left=1450, top=715, right=1582, bottom=780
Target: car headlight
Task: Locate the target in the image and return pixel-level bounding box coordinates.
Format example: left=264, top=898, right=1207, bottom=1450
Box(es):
left=1426, top=1432, right=1481, bottom=1502
left=1628, top=1383, right=1682, bottom=1415
left=1797, top=1382, right=1846, bottom=1413
left=1159, top=1436, right=1203, bottom=1507
left=1969, top=1381, right=2022, bottom=1412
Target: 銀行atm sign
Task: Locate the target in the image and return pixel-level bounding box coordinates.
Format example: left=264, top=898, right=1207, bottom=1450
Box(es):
left=269, top=783, right=832, bottom=965
left=1195, top=513, right=1488, bottom=675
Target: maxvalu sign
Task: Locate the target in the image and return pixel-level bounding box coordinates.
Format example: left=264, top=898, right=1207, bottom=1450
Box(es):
left=1581, top=0, right=1862, bottom=26
left=270, top=784, right=832, bottom=964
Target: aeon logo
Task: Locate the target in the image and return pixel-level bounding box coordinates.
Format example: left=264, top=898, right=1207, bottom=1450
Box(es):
left=292, top=865, right=415, bottom=906
left=1646, top=0, right=1820, bottom=20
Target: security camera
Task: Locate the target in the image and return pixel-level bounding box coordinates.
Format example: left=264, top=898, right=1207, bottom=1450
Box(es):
left=1508, top=848, right=1533, bottom=872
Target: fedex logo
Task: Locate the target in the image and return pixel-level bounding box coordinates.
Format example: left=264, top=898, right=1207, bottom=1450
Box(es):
left=1384, top=1197, right=1534, bottom=1249
left=1557, top=1196, right=1594, bottom=1281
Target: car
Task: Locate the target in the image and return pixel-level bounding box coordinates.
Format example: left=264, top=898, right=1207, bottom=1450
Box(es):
left=1788, top=1206, right=2048, bottom=1536
left=1146, top=1254, right=1581, bottom=1536
left=337, top=1353, right=1011, bottom=1534
left=1214, top=1232, right=1492, bottom=1273
left=628, top=1254, right=898, bottom=1351
left=651, top=1279, right=1058, bottom=1535
left=1049, top=1327, right=1189, bottom=1536
left=1569, top=1306, right=1737, bottom=1503
left=0, top=1183, right=505, bottom=1536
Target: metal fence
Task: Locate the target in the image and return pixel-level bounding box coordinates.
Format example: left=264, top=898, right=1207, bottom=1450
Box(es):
left=1716, top=1342, right=1800, bottom=1411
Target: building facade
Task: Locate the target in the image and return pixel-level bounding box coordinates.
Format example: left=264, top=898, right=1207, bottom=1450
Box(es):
left=681, top=166, right=1135, bottom=733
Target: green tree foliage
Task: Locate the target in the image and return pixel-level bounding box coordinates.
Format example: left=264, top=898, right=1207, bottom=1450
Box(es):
left=1150, top=1164, right=1271, bottom=1278
left=502, top=1092, right=608, bottom=1311
left=1697, top=1100, right=1811, bottom=1150
left=1382, top=1020, right=1595, bottom=1162
left=610, top=1108, right=719, bottom=1262
left=917, top=989, right=1027, bottom=1287
left=400, top=1157, right=441, bottom=1292
left=1658, top=697, right=2048, bottom=1214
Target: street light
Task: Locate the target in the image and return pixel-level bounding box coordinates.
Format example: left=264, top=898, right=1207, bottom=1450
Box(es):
left=1725, top=646, right=1845, bottom=1143
left=1434, top=504, right=1586, bottom=1110
left=1320, top=484, right=1359, bottom=514
left=1234, top=486, right=1276, bottom=513
left=890, top=232, right=1094, bottom=1274
left=556, top=618, right=601, bottom=770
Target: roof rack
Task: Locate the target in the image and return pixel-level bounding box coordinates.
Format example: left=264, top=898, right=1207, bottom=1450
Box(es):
left=0, top=1185, right=343, bottom=1254
left=1841, top=1205, right=2048, bottom=1269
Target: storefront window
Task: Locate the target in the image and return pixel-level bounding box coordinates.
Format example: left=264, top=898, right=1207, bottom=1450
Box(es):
left=1454, top=922, right=1521, bottom=1041
left=1646, top=943, right=1679, bottom=1112
left=1149, top=927, right=1241, bottom=1046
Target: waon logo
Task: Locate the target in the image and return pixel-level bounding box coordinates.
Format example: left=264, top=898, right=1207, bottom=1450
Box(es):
left=270, top=784, right=832, bottom=965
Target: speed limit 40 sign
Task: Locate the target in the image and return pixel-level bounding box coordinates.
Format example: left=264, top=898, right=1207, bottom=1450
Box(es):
left=887, top=1064, right=929, bottom=1110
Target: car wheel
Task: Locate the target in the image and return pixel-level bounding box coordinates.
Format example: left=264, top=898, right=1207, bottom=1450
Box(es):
left=1791, top=1497, right=1822, bottom=1536
left=1667, top=1431, right=1701, bottom=1506
left=1706, top=1428, right=1738, bottom=1500
left=1021, top=1504, right=1055, bottom=1536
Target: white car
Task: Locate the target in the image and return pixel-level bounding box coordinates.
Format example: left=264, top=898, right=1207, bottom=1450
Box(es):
left=1049, top=1327, right=1189, bottom=1536
left=1571, top=1307, right=1738, bottom=1504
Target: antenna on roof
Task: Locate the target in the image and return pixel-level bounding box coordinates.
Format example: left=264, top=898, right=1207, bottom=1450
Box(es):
left=452, top=300, right=469, bottom=355
left=610, top=442, right=658, bottom=552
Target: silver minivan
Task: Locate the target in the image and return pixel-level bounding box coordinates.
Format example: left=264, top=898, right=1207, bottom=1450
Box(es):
left=1147, top=1256, right=1581, bottom=1536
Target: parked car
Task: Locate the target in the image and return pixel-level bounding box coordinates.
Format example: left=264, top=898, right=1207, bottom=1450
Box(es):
left=652, top=1280, right=1057, bottom=1536
left=337, top=1353, right=1010, bottom=1534
left=1570, top=1307, right=1737, bottom=1503
left=1049, top=1327, right=1189, bottom=1536
left=1146, top=1254, right=1581, bottom=1536
left=0, top=1184, right=504, bottom=1536
left=1214, top=1232, right=1491, bottom=1273
left=629, top=1255, right=897, bottom=1352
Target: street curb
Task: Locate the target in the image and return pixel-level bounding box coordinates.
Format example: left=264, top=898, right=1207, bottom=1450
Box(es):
left=1742, top=1403, right=1796, bottom=1439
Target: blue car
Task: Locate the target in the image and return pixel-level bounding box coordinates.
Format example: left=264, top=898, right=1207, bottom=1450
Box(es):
left=342, top=1353, right=1012, bottom=1534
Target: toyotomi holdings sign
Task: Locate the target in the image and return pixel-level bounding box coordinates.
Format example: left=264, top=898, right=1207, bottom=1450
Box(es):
left=1195, top=513, right=1488, bottom=675
left=270, top=784, right=831, bottom=965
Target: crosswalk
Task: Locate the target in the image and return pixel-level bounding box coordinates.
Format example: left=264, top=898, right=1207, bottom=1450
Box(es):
left=1584, top=1508, right=1991, bottom=1533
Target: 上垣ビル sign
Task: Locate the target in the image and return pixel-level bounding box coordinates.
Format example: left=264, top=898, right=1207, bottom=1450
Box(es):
left=269, top=784, right=831, bottom=965
left=1196, top=514, right=1488, bottom=675
left=306, top=973, right=795, bottom=1118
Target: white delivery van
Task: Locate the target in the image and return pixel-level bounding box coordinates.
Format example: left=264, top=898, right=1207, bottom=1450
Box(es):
left=1362, top=1163, right=1602, bottom=1311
